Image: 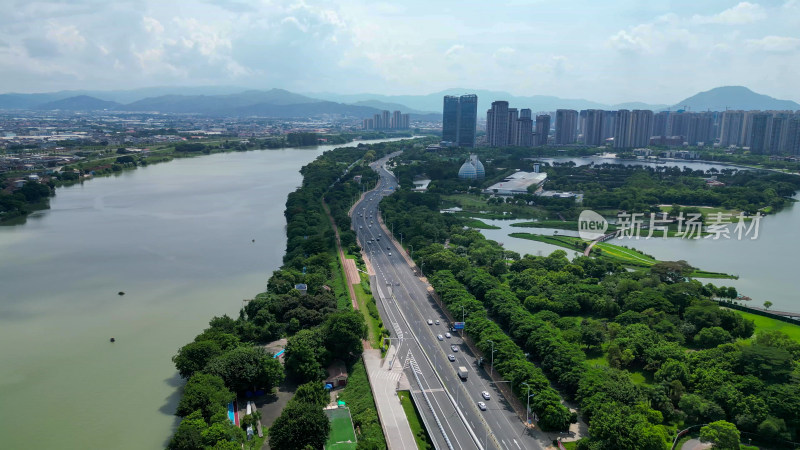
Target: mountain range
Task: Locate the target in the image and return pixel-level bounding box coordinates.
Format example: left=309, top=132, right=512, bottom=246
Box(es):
left=0, top=86, right=796, bottom=118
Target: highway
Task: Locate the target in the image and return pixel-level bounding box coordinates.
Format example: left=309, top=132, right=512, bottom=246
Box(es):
left=352, top=153, right=546, bottom=450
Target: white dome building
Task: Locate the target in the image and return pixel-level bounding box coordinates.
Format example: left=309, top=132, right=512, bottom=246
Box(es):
left=458, top=154, right=485, bottom=180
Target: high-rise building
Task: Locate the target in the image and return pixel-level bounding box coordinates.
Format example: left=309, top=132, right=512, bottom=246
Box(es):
left=442, top=94, right=477, bottom=147
left=373, top=113, right=382, bottom=130
left=601, top=111, right=616, bottom=141
left=456, top=94, right=478, bottom=147
left=578, top=110, right=588, bottom=139
left=555, top=109, right=578, bottom=145
left=584, top=109, right=605, bottom=146
left=535, top=114, right=550, bottom=146
left=686, top=113, right=714, bottom=146
left=381, top=110, right=390, bottom=130
left=740, top=111, right=759, bottom=148
left=517, top=109, right=533, bottom=147
left=392, top=110, right=402, bottom=129
left=487, top=101, right=510, bottom=147
left=668, top=112, right=690, bottom=138
left=613, top=109, right=631, bottom=149
left=629, top=110, right=653, bottom=148
left=749, top=113, right=771, bottom=154
left=719, top=110, right=745, bottom=147
left=508, top=108, right=519, bottom=146
left=401, top=114, right=410, bottom=130
left=653, top=111, right=669, bottom=137
left=768, top=114, right=788, bottom=154
left=785, top=116, right=800, bottom=155
left=442, top=96, right=459, bottom=142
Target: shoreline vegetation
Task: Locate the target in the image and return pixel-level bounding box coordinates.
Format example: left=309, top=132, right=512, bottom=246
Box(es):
left=165, top=138, right=428, bottom=449
left=507, top=232, right=737, bottom=279
left=0, top=131, right=417, bottom=225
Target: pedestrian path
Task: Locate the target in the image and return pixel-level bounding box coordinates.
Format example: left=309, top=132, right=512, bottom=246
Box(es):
left=363, top=347, right=417, bottom=450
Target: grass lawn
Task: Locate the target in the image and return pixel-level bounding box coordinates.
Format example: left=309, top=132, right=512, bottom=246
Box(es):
left=464, top=218, right=501, bottom=229
left=398, top=390, right=434, bottom=449
left=325, top=408, right=358, bottom=450
left=354, top=273, right=383, bottom=349
left=329, top=260, right=352, bottom=310
left=732, top=310, right=800, bottom=343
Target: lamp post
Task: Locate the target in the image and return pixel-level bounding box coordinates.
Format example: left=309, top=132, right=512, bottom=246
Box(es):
left=408, top=244, right=414, bottom=259
left=521, top=382, right=535, bottom=426
left=399, top=232, right=403, bottom=247
left=486, top=339, right=497, bottom=376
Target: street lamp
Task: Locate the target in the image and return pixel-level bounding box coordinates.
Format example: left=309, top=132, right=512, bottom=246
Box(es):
left=399, top=232, right=403, bottom=247
left=521, top=382, right=535, bottom=425
left=408, top=244, right=414, bottom=259
left=486, top=339, right=497, bottom=376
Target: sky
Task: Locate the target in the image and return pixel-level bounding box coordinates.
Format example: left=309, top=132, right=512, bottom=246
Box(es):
left=0, top=0, right=799, bottom=104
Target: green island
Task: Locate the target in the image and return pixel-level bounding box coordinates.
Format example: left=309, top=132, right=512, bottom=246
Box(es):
left=381, top=144, right=800, bottom=449
left=165, top=138, right=426, bottom=449
left=508, top=232, right=736, bottom=279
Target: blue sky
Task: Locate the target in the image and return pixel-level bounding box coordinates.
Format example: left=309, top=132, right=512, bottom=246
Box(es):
left=0, top=0, right=798, bottom=104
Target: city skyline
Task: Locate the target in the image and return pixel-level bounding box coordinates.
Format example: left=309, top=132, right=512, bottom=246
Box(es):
left=1, top=1, right=799, bottom=104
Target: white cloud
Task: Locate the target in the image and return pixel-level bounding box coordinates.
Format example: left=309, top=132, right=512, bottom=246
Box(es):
left=691, top=2, right=766, bottom=25
left=746, top=35, right=800, bottom=52
left=444, top=44, right=464, bottom=57
left=142, top=17, right=164, bottom=35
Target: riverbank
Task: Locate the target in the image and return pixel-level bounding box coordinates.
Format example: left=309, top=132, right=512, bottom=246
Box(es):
left=0, top=134, right=427, bottom=225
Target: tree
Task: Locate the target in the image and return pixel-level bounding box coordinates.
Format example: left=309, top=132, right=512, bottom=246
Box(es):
left=324, top=310, right=366, bottom=363
left=694, top=326, right=732, bottom=348
left=293, top=381, right=330, bottom=408
left=173, top=340, right=223, bottom=379
left=268, top=401, right=330, bottom=450
left=763, top=300, right=773, bottom=310
left=175, top=373, right=235, bottom=421
left=168, top=410, right=207, bottom=450
left=205, top=346, right=284, bottom=392
left=285, top=329, right=327, bottom=383
left=699, top=420, right=740, bottom=450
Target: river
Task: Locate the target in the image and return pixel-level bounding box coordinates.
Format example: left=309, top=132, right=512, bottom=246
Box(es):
left=477, top=156, right=800, bottom=313
left=0, top=138, right=406, bottom=450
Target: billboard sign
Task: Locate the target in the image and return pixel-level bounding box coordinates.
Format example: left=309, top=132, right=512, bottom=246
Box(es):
left=453, top=322, right=465, bottom=330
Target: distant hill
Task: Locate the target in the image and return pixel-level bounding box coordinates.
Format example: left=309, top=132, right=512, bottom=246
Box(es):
left=36, top=95, right=121, bottom=111
left=348, top=100, right=436, bottom=115
left=2, top=85, right=798, bottom=116
left=672, top=86, right=800, bottom=112
left=309, top=89, right=629, bottom=114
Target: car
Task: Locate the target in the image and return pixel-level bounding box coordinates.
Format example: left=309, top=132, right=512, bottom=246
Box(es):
left=481, top=391, right=490, bottom=400
left=445, top=332, right=451, bottom=339
left=448, top=354, right=456, bottom=362
left=369, top=224, right=372, bottom=227
left=435, top=319, right=440, bottom=325
left=437, top=334, right=444, bottom=341
left=478, top=401, right=487, bottom=411
left=359, top=226, right=363, bottom=229
left=387, top=246, right=390, bottom=250
left=451, top=344, right=459, bottom=352
left=427, top=319, right=433, bottom=325
left=388, top=252, right=392, bottom=256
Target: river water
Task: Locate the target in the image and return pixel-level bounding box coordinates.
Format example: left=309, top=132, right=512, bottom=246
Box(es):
left=478, top=156, right=800, bottom=313
left=0, top=139, right=404, bottom=450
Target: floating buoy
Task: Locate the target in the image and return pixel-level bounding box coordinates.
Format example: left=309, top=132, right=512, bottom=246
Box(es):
left=118, top=291, right=125, bottom=296
left=110, top=337, right=116, bottom=343
left=252, top=239, right=255, bottom=243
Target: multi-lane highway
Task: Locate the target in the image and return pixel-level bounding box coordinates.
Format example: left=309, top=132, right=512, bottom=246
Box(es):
left=352, top=154, right=546, bottom=450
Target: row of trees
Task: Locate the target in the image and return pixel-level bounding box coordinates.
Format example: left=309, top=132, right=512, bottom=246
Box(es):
left=168, top=139, right=422, bottom=449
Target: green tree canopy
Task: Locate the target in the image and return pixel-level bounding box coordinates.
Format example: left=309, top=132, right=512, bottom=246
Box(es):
left=699, top=420, right=740, bottom=450
left=268, top=401, right=331, bottom=450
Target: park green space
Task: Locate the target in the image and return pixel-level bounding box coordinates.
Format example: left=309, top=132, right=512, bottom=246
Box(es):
left=731, top=310, right=800, bottom=343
